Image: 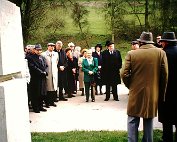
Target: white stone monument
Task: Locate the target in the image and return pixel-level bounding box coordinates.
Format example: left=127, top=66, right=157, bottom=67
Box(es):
left=0, top=0, right=31, bottom=142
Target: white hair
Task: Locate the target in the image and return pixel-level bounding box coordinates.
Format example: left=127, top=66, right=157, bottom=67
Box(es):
left=68, top=42, right=75, bottom=47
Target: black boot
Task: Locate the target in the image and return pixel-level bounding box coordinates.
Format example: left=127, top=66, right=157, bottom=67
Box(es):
left=100, top=86, right=103, bottom=95
left=95, top=86, right=98, bottom=95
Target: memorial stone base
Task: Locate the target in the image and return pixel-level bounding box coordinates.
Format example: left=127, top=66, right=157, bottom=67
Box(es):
left=0, top=79, right=31, bottom=142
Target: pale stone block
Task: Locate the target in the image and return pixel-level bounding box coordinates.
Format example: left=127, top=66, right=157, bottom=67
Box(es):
left=0, top=79, right=31, bottom=142
left=0, top=0, right=25, bottom=75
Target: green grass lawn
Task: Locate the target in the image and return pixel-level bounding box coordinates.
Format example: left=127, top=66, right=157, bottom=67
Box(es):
left=32, top=130, right=163, bottom=142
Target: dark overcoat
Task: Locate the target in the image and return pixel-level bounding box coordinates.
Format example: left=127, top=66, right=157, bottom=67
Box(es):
left=55, top=49, right=68, bottom=86
left=26, top=54, right=48, bottom=96
left=158, top=44, right=177, bottom=124
left=101, top=49, right=122, bottom=85
left=92, top=51, right=103, bottom=84
left=92, top=51, right=102, bottom=66
left=66, top=56, right=78, bottom=92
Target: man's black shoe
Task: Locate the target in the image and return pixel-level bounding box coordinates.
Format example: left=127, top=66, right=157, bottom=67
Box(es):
left=114, top=98, right=120, bottom=101
left=104, top=98, right=109, bottom=101
left=45, top=105, right=50, bottom=108
left=40, top=107, right=47, bottom=112
left=59, top=98, right=68, bottom=101
left=50, top=103, right=57, bottom=107
left=34, top=109, right=40, bottom=113
left=54, top=99, right=58, bottom=102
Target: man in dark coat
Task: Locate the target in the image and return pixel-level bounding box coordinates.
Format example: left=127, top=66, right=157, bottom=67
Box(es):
left=55, top=41, right=68, bottom=101
left=26, top=44, right=48, bottom=113
left=101, top=41, right=122, bottom=101
left=158, top=32, right=177, bottom=142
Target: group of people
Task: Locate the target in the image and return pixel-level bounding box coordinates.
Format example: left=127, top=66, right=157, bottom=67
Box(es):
left=24, top=31, right=177, bottom=142
left=24, top=40, right=123, bottom=113
left=121, top=31, right=177, bottom=142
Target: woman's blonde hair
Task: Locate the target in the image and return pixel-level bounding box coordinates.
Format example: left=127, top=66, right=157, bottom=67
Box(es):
left=81, top=48, right=88, bottom=55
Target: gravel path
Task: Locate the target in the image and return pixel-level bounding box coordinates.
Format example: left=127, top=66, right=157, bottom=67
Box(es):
left=29, top=84, right=162, bottom=132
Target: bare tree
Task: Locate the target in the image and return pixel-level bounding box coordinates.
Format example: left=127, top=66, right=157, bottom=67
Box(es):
left=71, top=2, right=90, bottom=48
left=104, top=0, right=128, bottom=42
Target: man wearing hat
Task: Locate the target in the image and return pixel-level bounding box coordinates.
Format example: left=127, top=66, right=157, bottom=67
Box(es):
left=42, top=43, right=59, bottom=107
left=101, top=41, right=122, bottom=101
left=158, top=32, right=177, bottom=142
left=131, top=41, right=139, bottom=50
left=121, top=32, right=168, bottom=142
left=27, top=44, right=48, bottom=113
left=154, top=35, right=162, bottom=48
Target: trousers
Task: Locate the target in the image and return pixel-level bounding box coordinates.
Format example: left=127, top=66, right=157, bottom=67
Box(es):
left=128, top=116, right=153, bottom=142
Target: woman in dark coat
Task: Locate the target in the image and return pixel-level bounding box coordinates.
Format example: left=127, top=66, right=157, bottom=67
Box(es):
left=92, top=43, right=103, bottom=95
left=65, top=48, right=78, bottom=98
left=101, top=41, right=122, bottom=101
left=158, top=32, right=177, bottom=142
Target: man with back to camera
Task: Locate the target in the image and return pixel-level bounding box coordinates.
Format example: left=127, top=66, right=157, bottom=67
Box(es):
left=121, top=32, right=168, bottom=142
left=158, top=32, right=177, bottom=142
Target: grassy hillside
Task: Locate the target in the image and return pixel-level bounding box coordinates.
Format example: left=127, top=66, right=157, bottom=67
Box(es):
left=29, top=0, right=146, bottom=58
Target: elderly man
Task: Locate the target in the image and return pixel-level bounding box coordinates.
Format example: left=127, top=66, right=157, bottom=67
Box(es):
left=42, top=43, right=59, bottom=107
left=27, top=44, right=48, bottom=113
left=55, top=41, right=68, bottom=101
left=101, top=41, right=122, bottom=101
left=121, top=32, right=168, bottom=142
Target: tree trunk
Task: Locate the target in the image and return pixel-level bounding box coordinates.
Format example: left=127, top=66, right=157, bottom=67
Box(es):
left=145, top=0, right=149, bottom=31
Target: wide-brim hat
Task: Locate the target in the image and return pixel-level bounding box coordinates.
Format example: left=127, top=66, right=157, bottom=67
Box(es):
left=160, top=32, right=177, bottom=42
left=95, top=43, right=102, bottom=50
left=137, top=32, right=154, bottom=44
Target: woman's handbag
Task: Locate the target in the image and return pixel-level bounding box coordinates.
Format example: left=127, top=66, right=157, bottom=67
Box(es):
left=90, top=74, right=96, bottom=87
left=90, top=80, right=96, bottom=87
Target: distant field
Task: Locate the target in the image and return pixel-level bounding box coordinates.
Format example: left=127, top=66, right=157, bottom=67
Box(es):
left=29, top=0, right=145, bottom=57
